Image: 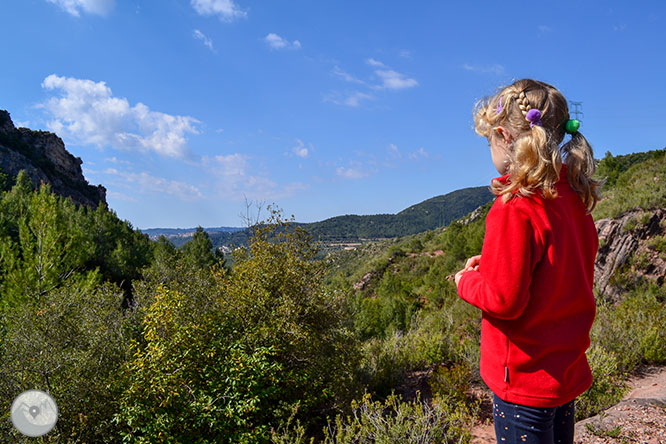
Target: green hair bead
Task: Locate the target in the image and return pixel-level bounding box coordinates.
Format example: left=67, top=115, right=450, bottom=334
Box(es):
left=565, top=119, right=580, bottom=134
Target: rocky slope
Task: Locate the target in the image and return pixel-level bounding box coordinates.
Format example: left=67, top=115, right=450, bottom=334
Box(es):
left=594, top=208, right=666, bottom=302
left=0, top=110, right=106, bottom=208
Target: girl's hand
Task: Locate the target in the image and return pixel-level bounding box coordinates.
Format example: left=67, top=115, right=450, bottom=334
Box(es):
left=465, top=255, right=482, bottom=270
left=455, top=255, right=481, bottom=289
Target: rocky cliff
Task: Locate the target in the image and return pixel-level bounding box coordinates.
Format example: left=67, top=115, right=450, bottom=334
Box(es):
left=0, top=110, right=106, bottom=208
left=594, top=208, right=666, bottom=302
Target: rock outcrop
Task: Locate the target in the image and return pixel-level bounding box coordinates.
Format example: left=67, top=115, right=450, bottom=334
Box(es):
left=594, top=208, right=666, bottom=302
left=0, top=110, right=106, bottom=208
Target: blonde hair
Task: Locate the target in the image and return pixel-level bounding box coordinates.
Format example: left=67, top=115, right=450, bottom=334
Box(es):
left=474, top=79, right=601, bottom=213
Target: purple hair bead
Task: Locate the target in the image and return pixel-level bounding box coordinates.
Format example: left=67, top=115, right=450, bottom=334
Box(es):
left=496, top=96, right=503, bottom=114
left=525, top=108, right=543, bottom=128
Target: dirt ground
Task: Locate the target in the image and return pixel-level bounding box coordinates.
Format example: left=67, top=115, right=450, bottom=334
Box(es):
left=470, top=366, right=666, bottom=444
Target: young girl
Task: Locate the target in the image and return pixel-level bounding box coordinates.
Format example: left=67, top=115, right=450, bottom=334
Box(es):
left=455, top=79, right=601, bottom=444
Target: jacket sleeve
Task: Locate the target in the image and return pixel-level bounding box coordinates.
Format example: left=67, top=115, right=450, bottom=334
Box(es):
left=457, top=200, right=542, bottom=320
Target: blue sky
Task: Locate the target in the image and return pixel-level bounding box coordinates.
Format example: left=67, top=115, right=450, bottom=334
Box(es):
left=1, top=1, right=664, bottom=229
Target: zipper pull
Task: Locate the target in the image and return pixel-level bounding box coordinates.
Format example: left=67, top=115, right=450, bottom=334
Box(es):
left=504, top=366, right=509, bottom=383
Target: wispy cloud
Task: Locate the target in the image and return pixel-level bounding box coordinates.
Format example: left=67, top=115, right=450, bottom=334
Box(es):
left=191, top=0, right=246, bottom=22
left=40, top=74, right=200, bottom=158
left=407, top=147, right=429, bottom=160
left=193, top=29, right=216, bottom=52
left=323, top=91, right=374, bottom=107
left=538, top=25, right=552, bottom=32
left=463, top=63, right=505, bottom=75
left=291, top=139, right=310, bottom=158
left=264, top=33, right=301, bottom=50
left=327, top=59, right=417, bottom=107
left=46, top=0, right=114, bottom=17
left=336, top=165, right=370, bottom=179
left=107, top=191, right=137, bottom=202
left=366, top=58, right=386, bottom=68
left=385, top=144, right=429, bottom=163
left=613, top=23, right=627, bottom=32
left=388, top=143, right=402, bottom=159
left=366, top=58, right=419, bottom=90
left=332, top=66, right=366, bottom=85
left=104, top=156, right=131, bottom=165
left=202, top=154, right=309, bottom=200
left=101, top=168, right=203, bottom=201
left=372, top=68, right=418, bottom=90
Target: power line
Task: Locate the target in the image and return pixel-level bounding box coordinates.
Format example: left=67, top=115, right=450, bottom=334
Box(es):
left=569, top=101, right=584, bottom=122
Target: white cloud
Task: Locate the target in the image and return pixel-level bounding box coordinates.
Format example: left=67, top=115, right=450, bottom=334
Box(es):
left=107, top=190, right=137, bottom=202
left=203, top=154, right=309, bottom=200
left=327, top=59, right=417, bottom=107
left=336, top=165, right=369, bottom=179
left=407, top=147, right=429, bottom=160
left=365, top=59, right=418, bottom=90
left=205, top=153, right=249, bottom=177
left=366, top=58, right=386, bottom=68
left=324, top=91, right=374, bottom=107
left=292, top=139, right=309, bottom=158
left=373, top=68, right=418, bottom=90
left=104, top=156, right=131, bottom=165
left=193, top=29, right=215, bottom=52
left=388, top=143, right=402, bottom=159
left=46, top=0, right=114, bottom=17
left=40, top=74, right=200, bottom=158
left=191, top=0, right=246, bottom=22
left=332, top=66, right=366, bottom=85
left=264, top=33, right=301, bottom=50
left=102, top=168, right=203, bottom=201
left=463, top=63, right=505, bottom=75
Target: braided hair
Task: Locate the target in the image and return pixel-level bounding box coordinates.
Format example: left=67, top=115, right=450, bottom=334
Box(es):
left=473, top=79, right=601, bottom=212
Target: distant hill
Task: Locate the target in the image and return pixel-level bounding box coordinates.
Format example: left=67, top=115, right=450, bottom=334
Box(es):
left=141, top=226, right=245, bottom=240
left=300, top=186, right=494, bottom=241
left=164, top=186, right=495, bottom=253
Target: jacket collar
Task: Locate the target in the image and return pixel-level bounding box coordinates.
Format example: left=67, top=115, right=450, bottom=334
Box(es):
left=493, top=163, right=567, bottom=185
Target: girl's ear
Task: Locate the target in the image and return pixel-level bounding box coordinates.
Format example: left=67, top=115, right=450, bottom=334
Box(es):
left=496, top=126, right=514, bottom=145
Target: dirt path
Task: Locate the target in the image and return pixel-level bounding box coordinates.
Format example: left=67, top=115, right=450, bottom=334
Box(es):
left=470, top=366, right=666, bottom=444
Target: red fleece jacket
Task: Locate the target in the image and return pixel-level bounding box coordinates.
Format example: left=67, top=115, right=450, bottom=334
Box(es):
left=458, top=164, right=598, bottom=407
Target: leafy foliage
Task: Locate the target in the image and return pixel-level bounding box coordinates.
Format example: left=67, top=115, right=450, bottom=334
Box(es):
left=271, top=391, right=476, bottom=444
left=0, top=282, right=134, bottom=443
left=116, top=207, right=363, bottom=443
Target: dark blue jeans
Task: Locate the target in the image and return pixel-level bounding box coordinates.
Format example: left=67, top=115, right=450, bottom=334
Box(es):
left=492, top=393, right=575, bottom=444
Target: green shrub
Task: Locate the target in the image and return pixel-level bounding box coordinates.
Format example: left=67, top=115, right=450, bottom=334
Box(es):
left=622, top=215, right=639, bottom=233
left=576, top=345, right=628, bottom=420
left=428, top=363, right=471, bottom=403
left=117, top=207, right=363, bottom=443
left=116, top=286, right=284, bottom=444
left=647, top=235, right=666, bottom=254
left=593, top=153, right=666, bottom=220
left=580, top=285, right=666, bottom=420
left=0, top=282, right=133, bottom=443
left=630, top=251, right=651, bottom=270
left=271, top=391, right=476, bottom=444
